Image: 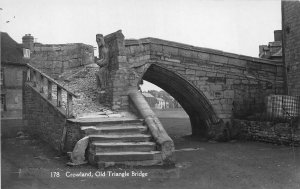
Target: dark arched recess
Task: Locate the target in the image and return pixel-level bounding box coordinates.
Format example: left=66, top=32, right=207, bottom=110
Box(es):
left=142, top=64, right=219, bottom=137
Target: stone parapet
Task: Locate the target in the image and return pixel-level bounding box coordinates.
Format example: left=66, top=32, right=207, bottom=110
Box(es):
left=29, top=43, right=94, bottom=78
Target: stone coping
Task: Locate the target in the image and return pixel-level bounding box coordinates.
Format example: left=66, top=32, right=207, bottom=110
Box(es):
left=125, top=38, right=282, bottom=66
left=34, top=43, right=93, bottom=48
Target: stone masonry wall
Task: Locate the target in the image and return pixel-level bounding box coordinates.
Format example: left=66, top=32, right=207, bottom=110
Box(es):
left=1, top=64, right=25, bottom=118
left=23, top=83, right=66, bottom=151
left=23, top=81, right=80, bottom=152
left=125, top=38, right=285, bottom=120
left=99, top=30, right=131, bottom=110
left=232, top=119, right=300, bottom=146
left=30, top=43, right=94, bottom=79
left=282, top=0, right=300, bottom=96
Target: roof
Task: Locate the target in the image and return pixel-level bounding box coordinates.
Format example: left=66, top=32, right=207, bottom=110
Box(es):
left=142, top=92, right=155, bottom=98
left=156, top=98, right=165, bottom=101
left=1, top=32, right=25, bottom=64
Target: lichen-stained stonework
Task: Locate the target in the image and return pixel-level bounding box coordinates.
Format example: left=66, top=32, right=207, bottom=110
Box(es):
left=22, top=29, right=287, bottom=146
left=124, top=38, right=284, bottom=120
left=99, top=31, right=284, bottom=138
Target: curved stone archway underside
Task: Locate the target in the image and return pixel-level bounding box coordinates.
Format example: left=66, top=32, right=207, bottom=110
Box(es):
left=142, top=64, right=219, bottom=137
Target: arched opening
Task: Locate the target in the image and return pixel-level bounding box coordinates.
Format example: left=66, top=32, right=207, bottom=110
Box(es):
left=141, top=64, right=218, bottom=138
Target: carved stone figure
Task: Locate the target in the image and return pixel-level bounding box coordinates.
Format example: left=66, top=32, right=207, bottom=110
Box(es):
left=95, top=34, right=109, bottom=90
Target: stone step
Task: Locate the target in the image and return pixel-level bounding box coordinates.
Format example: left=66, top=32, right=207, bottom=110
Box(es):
left=68, top=117, right=144, bottom=126
left=89, top=134, right=152, bottom=143
left=89, top=142, right=156, bottom=153
left=97, top=159, right=163, bottom=168
left=95, top=122, right=145, bottom=127
left=89, top=151, right=162, bottom=163
left=81, top=125, right=148, bottom=135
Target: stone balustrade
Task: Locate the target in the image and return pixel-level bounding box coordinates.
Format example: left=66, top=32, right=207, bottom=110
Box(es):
left=26, top=63, right=79, bottom=118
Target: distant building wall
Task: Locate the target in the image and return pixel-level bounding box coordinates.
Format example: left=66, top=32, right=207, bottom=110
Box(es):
left=282, top=0, right=300, bottom=96
left=259, top=30, right=282, bottom=61
left=1, top=32, right=27, bottom=119
left=1, top=64, right=25, bottom=118
left=142, top=93, right=157, bottom=108
left=29, top=43, right=94, bottom=78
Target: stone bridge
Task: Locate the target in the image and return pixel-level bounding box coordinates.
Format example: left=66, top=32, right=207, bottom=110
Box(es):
left=101, top=30, right=284, bottom=138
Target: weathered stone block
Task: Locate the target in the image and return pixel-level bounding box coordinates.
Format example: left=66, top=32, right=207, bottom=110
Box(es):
left=230, top=68, right=243, bottom=74
left=186, top=69, right=196, bottom=75
left=210, top=55, right=228, bottom=64
left=150, top=44, right=163, bottom=52
left=228, top=58, right=247, bottom=67
left=162, top=46, right=178, bottom=56
left=224, top=90, right=234, bottom=98
left=179, top=49, right=191, bottom=57
left=199, top=86, right=210, bottom=92
left=220, top=99, right=227, bottom=104
left=199, top=77, right=208, bottom=81
left=206, top=72, right=216, bottom=77
left=211, top=99, right=220, bottom=105
left=203, top=91, right=214, bottom=100
left=217, top=73, right=225, bottom=77
left=214, top=91, right=224, bottom=99
left=197, top=52, right=210, bottom=60
left=187, top=75, right=197, bottom=81
left=196, top=70, right=206, bottom=76
left=210, top=84, right=223, bottom=91
left=118, top=56, right=127, bottom=62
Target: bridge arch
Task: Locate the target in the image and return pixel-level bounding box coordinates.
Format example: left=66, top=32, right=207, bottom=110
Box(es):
left=141, top=63, right=219, bottom=137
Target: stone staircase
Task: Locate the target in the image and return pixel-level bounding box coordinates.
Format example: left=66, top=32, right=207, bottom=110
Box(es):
left=79, top=119, right=163, bottom=167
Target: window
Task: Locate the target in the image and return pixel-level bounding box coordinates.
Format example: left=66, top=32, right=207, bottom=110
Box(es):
left=0, top=68, right=4, bottom=86
left=23, top=48, right=30, bottom=59
left=1, top=94, right=6, bottom=111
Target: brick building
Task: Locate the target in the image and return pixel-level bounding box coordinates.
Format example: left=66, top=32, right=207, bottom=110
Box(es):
left=259, top=30, right=283, bottom=61
left=282, top=0, right=300, bottom=96
left=1, top=32, right=27, bottom=118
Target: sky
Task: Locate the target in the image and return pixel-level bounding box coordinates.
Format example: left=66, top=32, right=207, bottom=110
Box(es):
left=0, top=0, right=282, bottom=91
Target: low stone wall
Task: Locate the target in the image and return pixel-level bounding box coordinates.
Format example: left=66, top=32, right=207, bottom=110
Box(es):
left=23, top=83, right=66, bottom=151
left=30, top=43, right=94, bottom=78
left=65, top=122, right=83, bottom=152
left=232, top=119, right=300, bottom=146
left=23, top=82, right=81, bottom=152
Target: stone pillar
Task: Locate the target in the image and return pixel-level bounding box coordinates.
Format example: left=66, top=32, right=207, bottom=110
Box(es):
left=98, top=30, right=137, bottom=111
left=274, top=30, right=282, bottom=42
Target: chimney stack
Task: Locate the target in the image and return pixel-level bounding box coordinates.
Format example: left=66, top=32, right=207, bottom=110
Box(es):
left=274, top=30, right=282, bottom=42
left=22, top=34, right=34, bottom=50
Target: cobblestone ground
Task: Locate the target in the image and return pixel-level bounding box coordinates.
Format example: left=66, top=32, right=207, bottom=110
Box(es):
left=2, top=117, right=300, bottom=189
